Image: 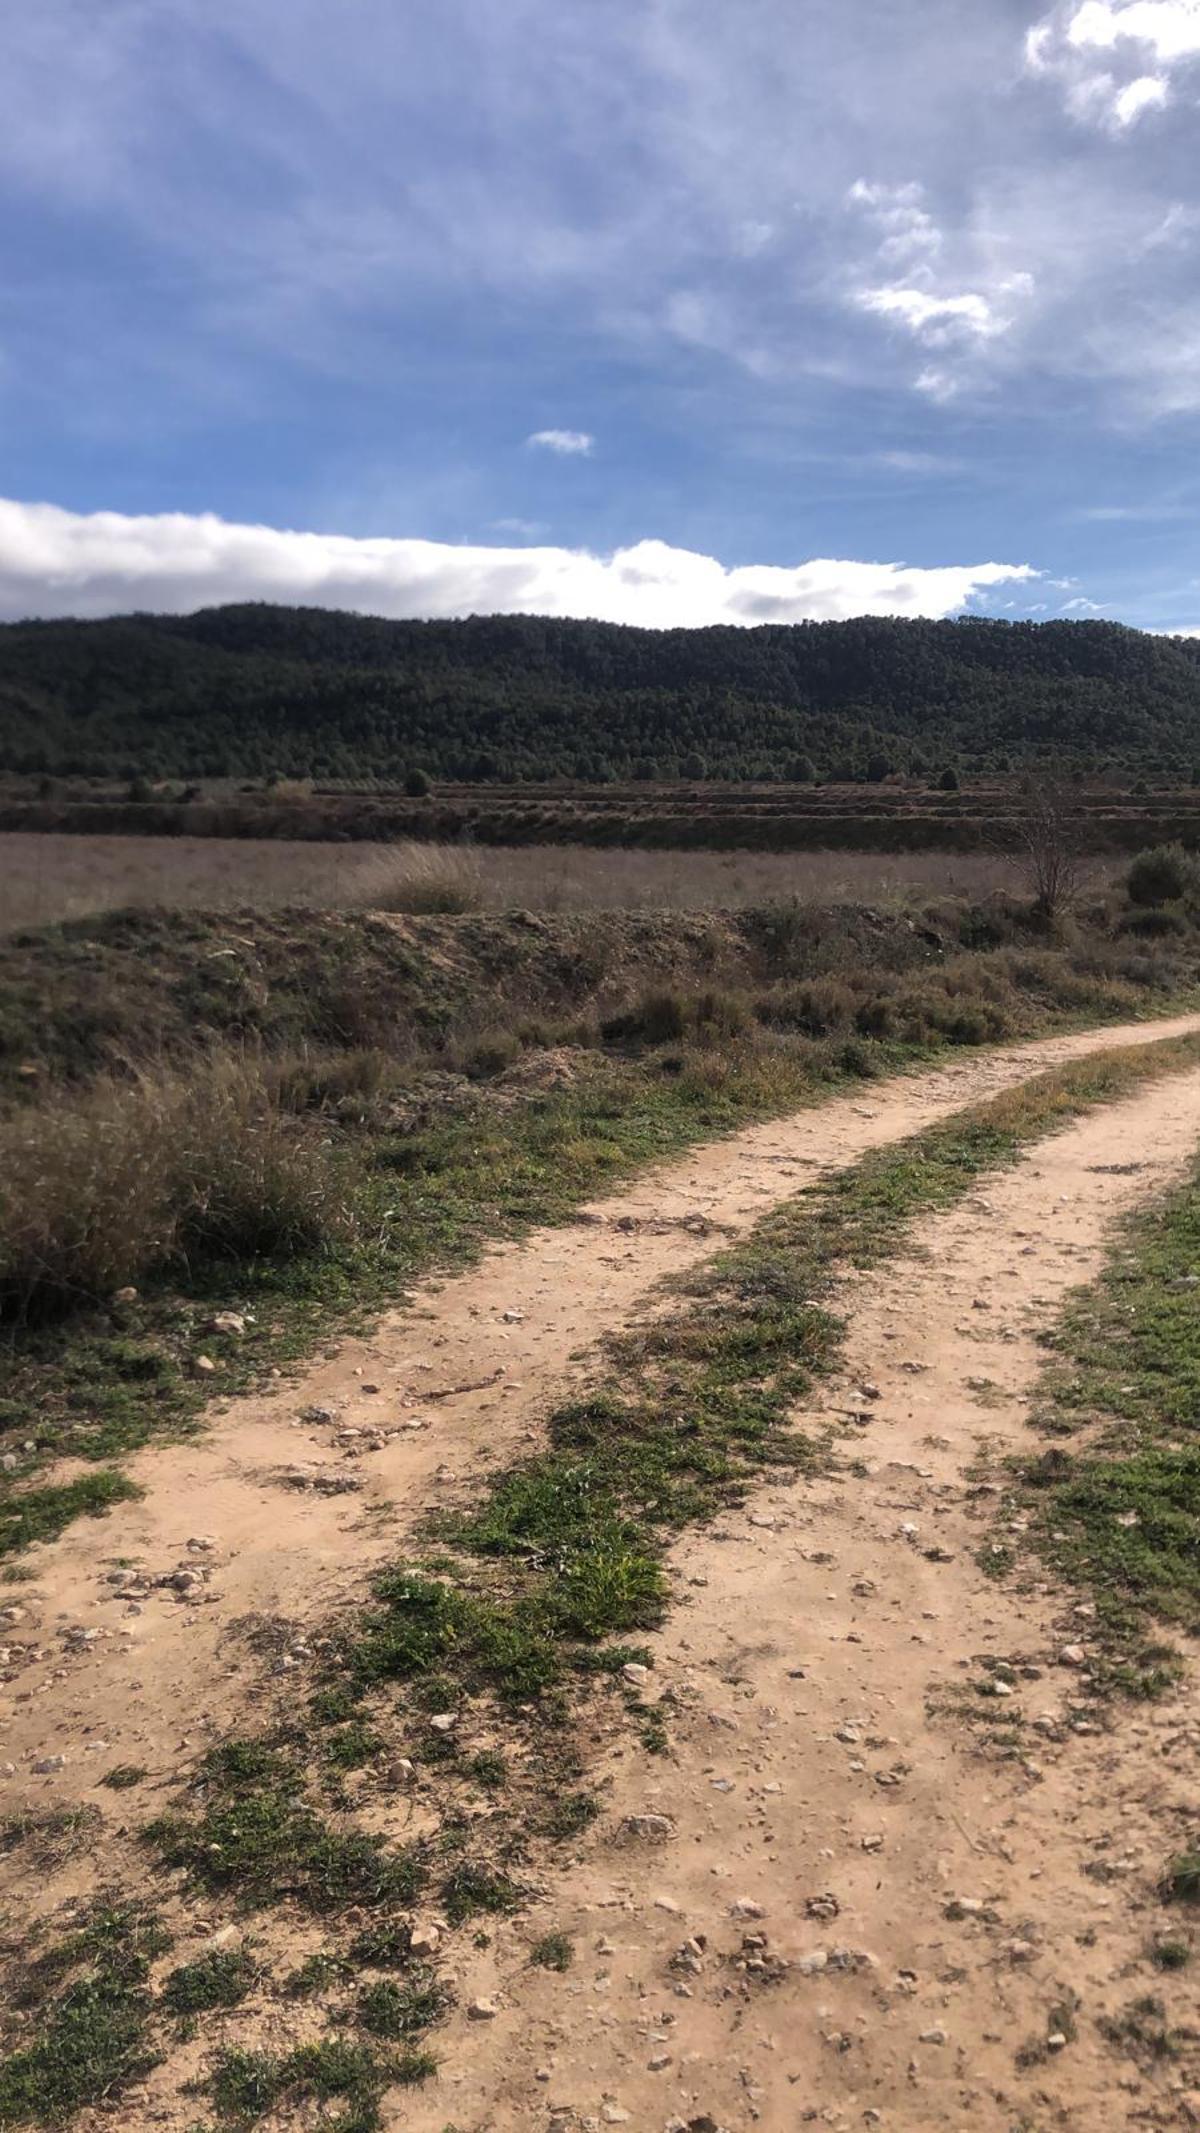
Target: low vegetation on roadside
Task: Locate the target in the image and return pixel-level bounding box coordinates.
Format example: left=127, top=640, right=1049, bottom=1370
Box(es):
left=2, top=863, right=1198, bottom=1562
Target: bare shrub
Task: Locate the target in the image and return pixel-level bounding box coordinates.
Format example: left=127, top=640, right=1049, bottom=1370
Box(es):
left=1010, top=772, right=1086, bottom=921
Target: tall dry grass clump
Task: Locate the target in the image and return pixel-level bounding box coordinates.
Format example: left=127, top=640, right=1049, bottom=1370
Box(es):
left=0, top=1054, right=362, bottom=1325
left=353, top=842, right=485, bottom=915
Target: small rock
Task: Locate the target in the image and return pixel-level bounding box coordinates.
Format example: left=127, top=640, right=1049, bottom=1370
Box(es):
left=467, top=1997, right=499, bottom=2021
left=207, top=1312, right=246, bottom=1336
left=601, top=2107, right=630, bottom=2125
left=1058, top=1644, right=1087, bottom=1668
left=621, top=1813, right=674, bottom=1842
left=730, top=1899, right=766, bottom=1920
left=410, top=1924, right=440, bottom=1957
left=204, top=1924, right=243, bottom=1953
left=1047, top=2030, right=1068, bottom=2052
left=32, top=1754, right=66, bottom=1773
left=186, top=1536, right=218, bottom=1554
left=428, top=1713, right=457, bottom=1733
left=1006, top=1939, right=1037, bottom=1964
left=111, top=1286, right=139, bottom=1305
left=622, top=1663, right=651, bottom=1687
left=299, top=1405, right=337, bottom=1424
left=193, top=1355, right=218, bottom=1376
left=919, top=2027, right=948, bottom=2046
left=806, top=1893, right=840, bottom=1922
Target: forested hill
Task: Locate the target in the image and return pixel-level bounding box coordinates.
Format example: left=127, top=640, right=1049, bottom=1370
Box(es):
left=2, top=604, right=1200, bottom=782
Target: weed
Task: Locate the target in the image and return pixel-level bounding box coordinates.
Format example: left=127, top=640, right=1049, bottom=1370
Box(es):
left=162, top=1949, right=254, bottom=2017
left=529, top=1932, right=573, bottom=1971
left=355, top=1974, right=452, bottom=2041
left=1163, top=1850, right=1200, bottom=1905
left=99, top=1763, right=148, bottom=1791
left=440, top=1863, right=522, bottom=1925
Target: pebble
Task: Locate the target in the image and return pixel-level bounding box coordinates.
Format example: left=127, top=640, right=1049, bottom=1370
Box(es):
left=468, top=1998, right=499, bottom=2021
left=1058, top=1644, right=1087, bottom=1667
left=919, top=2027, right=948, bottom=2046
left=410, top=1924, right=440, bottom=1956
left=428, top=1713, right=457, bottom=1733
left=32, top=1754, right=66, bottom=1773
left=193, top=1355, right=218, bottom=1376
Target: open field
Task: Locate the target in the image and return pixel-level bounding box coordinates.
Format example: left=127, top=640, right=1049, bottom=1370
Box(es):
left=0, top=830, right=1114, bottom=932
left=7, top=776, right=1200, bottom=857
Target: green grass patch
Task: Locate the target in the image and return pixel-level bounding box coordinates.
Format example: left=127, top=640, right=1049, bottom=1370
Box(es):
left=146, top=1742, right=421, bottom=1915
left=0, top=1903, right=169, bottom=2127
left=999, top=1139, right=1200, bottom=1687
left=205, top=2035, right=429, bottom=2132
left=0, top=1470, right=141, bottom=1559
left=161, top=1948, right=254, bottom=2018
left=355, top=1974, right=452, bottom=2041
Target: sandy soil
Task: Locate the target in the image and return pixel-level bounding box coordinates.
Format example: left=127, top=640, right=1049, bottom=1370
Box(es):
left=4, top=1011, right=1200, bottom=2131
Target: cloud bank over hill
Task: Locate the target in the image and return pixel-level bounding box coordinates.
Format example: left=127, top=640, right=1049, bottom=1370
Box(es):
left=0, top=500, right=1036, bottom=629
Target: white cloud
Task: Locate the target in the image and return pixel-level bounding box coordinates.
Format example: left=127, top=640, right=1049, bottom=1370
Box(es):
left=847, top=180, right=1035, bottom=395
left=1112, top=70, right=1171, bottom=118
left=857, top=285, right=1001, bottom=344
left=1026, top=1, right=1200, bottom=126
left=526, top=428, right=594, bottom=455
left=0, top=499, right=1036, bottom=629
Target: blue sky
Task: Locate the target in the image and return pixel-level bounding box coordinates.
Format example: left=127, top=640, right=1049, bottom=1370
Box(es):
left=4, top=0, right=1200, bottom=627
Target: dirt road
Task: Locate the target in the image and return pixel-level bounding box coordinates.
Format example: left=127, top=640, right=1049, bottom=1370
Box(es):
left=396, top=1057, right=1200, bottom=2133
left=5, top=1010, right=1200, bottom=2129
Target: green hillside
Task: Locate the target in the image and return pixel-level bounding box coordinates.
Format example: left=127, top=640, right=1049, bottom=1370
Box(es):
left=2, top=604, right=1199, bottom=782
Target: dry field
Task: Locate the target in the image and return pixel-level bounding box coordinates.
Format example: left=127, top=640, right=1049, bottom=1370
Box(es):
left=0, top=830, right=1098, bottom=931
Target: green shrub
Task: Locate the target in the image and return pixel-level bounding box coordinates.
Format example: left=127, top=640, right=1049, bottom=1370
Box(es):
left=1127, top=844, right=1197, bottom=908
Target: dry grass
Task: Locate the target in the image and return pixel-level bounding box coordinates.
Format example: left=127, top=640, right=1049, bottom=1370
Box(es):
left=0, top=832, right=1103, bottom=933
left=0, top=1052, right=362, bottom=1324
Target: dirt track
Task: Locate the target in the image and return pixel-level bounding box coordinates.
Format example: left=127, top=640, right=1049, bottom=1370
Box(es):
left=400, top=1060, right=1200, bottom=2133
left=5, top=1010, right=1200, bottom=2128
